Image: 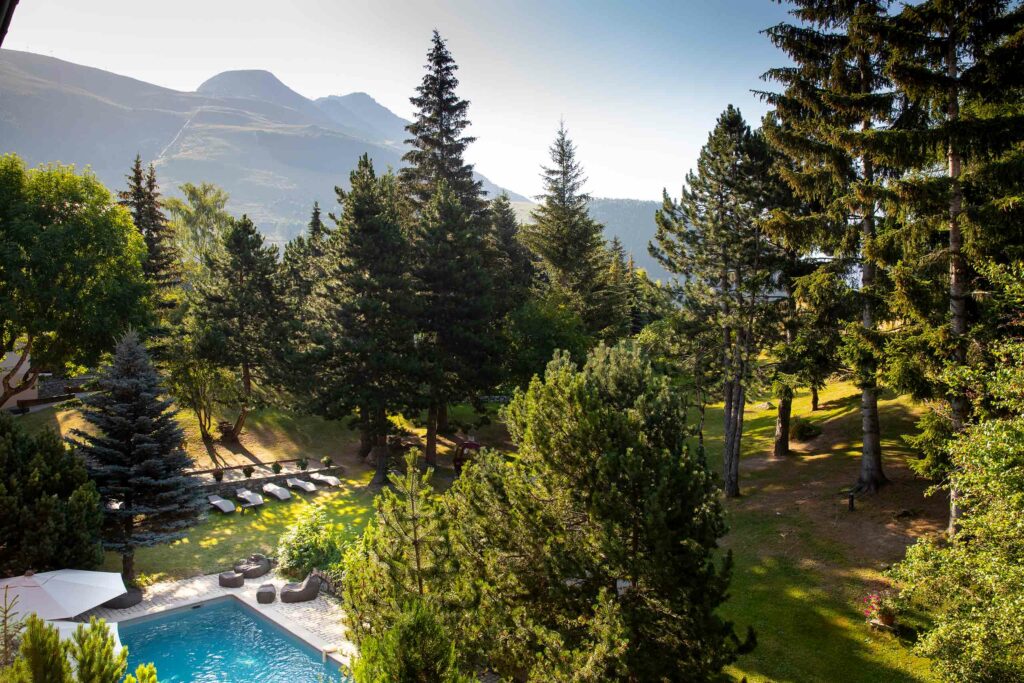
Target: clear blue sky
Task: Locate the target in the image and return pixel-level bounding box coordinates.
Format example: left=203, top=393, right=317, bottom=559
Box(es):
left=5, top=0, right=793, bottom=200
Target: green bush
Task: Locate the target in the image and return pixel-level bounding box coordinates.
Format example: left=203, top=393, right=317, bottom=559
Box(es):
left=271, top=462, right=283, bottom=474
left=298, top=457, right=309, bottom=471
left=789, top=416, right=821, bottom=441
left=350, top=600, right=473, bottom=683
left=320, top=455, right=333, bottom=468
left=276, top=505, right=342, bottom=579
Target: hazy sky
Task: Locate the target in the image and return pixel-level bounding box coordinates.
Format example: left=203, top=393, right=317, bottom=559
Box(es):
left=6, top=0, right=793, bottom=200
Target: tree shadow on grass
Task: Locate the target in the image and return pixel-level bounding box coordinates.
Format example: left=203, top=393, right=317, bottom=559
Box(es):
left=725, top=555, right=930, bottom=683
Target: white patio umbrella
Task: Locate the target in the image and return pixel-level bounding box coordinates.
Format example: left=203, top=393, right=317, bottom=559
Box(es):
left=0, top=570, right=126, bottom=620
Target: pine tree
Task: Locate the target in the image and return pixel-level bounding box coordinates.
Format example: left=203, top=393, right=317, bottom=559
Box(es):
left=67, top=618, right=128, bottom=683
left=762, top=0, right=896, bottom=492
left=16, top=616, right=71, bottom=683
left=522, top=122, right=611, bottom=336
left=300, top=156, right=418, bottom=484
left=412, top=182, right=498, bottom=465
left=651, top=107, right=777, bottom=498
left=73, top=331, right=205, bottom=584
left=0, top=414, right=103, bottom=575
left=341, top=450, right=448, bottom=645
left=196, top=215, right=280, bottom=439
left=867, top=0, right=1024, bottom=527
left=400, top=30, right=485, bottom=215
left=447, top=344, right=751, bottom=680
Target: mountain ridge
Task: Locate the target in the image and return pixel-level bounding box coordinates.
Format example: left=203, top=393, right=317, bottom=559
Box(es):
left=0, top=49, right=660, bottom=274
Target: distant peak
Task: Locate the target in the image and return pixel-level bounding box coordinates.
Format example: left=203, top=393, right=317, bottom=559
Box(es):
left=196, top=69, right=296, bottom=99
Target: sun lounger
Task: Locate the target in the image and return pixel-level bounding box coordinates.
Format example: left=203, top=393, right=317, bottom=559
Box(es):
left=309, top=472, right=341, bottom=487
left=281, top=573, right=321, bottom=603
left=236, top=489, right=264, bottom=507
left=285, top=477, right=316, bottom=493
left=208, top=494, right=236, bottom=513
left=262, top=482, right=291, bottom=501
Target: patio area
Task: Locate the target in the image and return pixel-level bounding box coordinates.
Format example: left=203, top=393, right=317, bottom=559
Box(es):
left=81, top=571, right=354, bottom=666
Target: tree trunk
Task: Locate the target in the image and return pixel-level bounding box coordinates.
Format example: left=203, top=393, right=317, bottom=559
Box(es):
left=811, top=385, right=819, bottom=412
left=122, top=550, right=135, bottom=586
left=230, top=361, right=252, bottom=439
left=773, top=390, right=792, bottom=458
left=358, top=409, right=373, bottom=462
left=424, top=403, right=438, bottom=466
left=855, top=152, right=886, bottom=494
left=724, top=380, right=744, bottom=498
left=370, top=438, right=389, bottom=485
left=946, top=35, right=967, bottom=532
left=437, top=403, right=449, bottom=434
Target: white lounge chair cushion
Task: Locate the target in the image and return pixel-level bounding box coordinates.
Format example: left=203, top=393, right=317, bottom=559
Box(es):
left=286, top=478, right=316, bottom=492
left=208, top=495, right=236, bottom=513
left=262, top=483, right=291, bottom=500
left=236, top=489, right=264, bottom=506
left=310, top=472, right=341, bottom=486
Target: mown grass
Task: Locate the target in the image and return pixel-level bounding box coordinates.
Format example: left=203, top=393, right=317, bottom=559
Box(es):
left=99, top=469, right=377, bottom=585
left=711, top=381, right=938, bottom=683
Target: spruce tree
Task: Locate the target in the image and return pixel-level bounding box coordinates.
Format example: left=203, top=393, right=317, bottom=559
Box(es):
left=762, top=0, right=896, bottom=492
left=196, top=215, right=280, bottom=439
left=867, top=0, right=1024, bottom=526
left=412, top=182, right=498, bottom=465
left=487, top=192, right=534, bottom=315
left=73, top=331, right=204, bottom=584
left=400, top=30, right=485, bottom=215
left=651, top=107, right=776, bottom=498
left=523, top=123, right=612, bottom=336
left=118, top=155, right=178, bottom=292
left=300, top=156, right=418, bottom=484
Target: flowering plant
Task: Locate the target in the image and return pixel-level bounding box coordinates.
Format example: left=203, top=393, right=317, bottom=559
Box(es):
left=863, top=591, right=896, bottom=624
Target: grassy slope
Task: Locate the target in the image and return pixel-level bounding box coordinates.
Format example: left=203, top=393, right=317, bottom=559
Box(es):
left=709, top=382, right=941, bottom=683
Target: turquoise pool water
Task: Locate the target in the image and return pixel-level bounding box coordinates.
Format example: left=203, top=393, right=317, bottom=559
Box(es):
left=119, top=599, right=346, bottom=682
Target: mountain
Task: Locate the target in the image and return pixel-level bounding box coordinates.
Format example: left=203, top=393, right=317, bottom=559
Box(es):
left=316, top=92, right=410, bottom=145
left=512, top=198, right=669, bottom=282
left=0, top=49, right=525, bottom=246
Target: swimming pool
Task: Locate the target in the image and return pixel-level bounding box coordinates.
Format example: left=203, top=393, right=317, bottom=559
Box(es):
left=118, top=598, right=346, bottom=682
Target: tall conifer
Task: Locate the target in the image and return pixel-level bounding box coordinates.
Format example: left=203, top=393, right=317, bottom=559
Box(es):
left=651, top=107, right=776, bottom=498
left=762, top=1, right=896, bottom=492
left=413, top=183, right=498, bottom=465
left=73, top=332, right=204, bottom=584
left=400, top=31, right=484, bottom=214
left=868, top=0, right=1024, bottom=526
left=196, top=215, right=280, bottom=439
left=523, top=123, right=613, bottom=336
left=301, top=156, right=418, bottom=484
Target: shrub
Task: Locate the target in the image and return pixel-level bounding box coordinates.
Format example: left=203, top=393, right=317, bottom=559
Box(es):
left=271, top=462, right=283, bottom=474
left=298, top=457, right=309, bottom=470
left=789, top=416, right=821, bottom=441
left=350, top=600, right=473, bottom=683
left=321, top=455, right=333, bottom=468
left=276, top=505, right=342, bottom=579
left=242, top=466, right=255, bottom=479
left=212, top=469, right=224, bottom=482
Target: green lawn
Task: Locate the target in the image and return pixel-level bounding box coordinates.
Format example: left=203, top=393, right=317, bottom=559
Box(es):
left=104, top=469, right=377, bottom=585
left=710, top=382, right=940, bottom=683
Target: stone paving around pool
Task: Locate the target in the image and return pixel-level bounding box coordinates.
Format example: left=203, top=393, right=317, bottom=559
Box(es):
left=82, top=571, right=355, bottom=666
